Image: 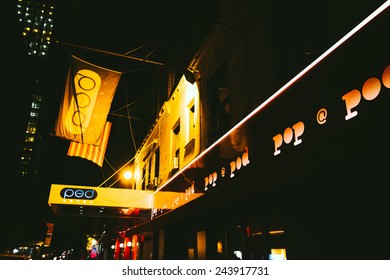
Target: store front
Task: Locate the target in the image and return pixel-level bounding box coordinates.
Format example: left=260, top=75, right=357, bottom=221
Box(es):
left=47, top=1, right=389, bottom=260
left=124, top=3, right=390, bottom=259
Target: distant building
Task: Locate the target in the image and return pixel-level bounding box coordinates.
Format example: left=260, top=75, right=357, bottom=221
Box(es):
left=17, top=0, right=55, bottom=57
left=16, top=0, right=55, bottom=180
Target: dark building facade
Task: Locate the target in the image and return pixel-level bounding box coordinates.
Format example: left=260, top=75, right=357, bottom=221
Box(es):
left=0, top=0, right=57, bottom=253
left=110, top=0, right=390, bottom=260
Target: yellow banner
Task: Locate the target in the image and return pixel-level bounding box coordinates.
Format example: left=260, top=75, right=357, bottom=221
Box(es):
left=54, top=56, right=121, bottom=145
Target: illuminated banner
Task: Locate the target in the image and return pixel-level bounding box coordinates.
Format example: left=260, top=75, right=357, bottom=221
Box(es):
left=67, top=121, right=112, bottom=167
left=54, top=56, right=121, bottom=145
left=152, top=4, right=390, bottom=218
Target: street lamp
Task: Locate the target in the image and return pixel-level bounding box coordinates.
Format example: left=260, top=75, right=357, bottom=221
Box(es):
left=123, top=169, right=132, bottom=180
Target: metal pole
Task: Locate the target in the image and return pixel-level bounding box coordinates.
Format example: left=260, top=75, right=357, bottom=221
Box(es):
left=61, top=41, right=165, bottom=66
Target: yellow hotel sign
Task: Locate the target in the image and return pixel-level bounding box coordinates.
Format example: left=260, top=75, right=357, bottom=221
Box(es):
left=48, top=184, right=153, bottom=209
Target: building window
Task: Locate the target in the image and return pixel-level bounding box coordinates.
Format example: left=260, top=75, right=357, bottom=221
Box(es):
left=154, top=147, right=160, bottom=187
left=187, top=100, right=195, bottom=142
left=208, top=60, right=230, bottom=144
left=172, top=120, right=180, bottom=172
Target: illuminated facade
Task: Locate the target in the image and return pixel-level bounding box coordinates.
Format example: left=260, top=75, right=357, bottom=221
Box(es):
left=133, top=74, right=201, bottom=191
